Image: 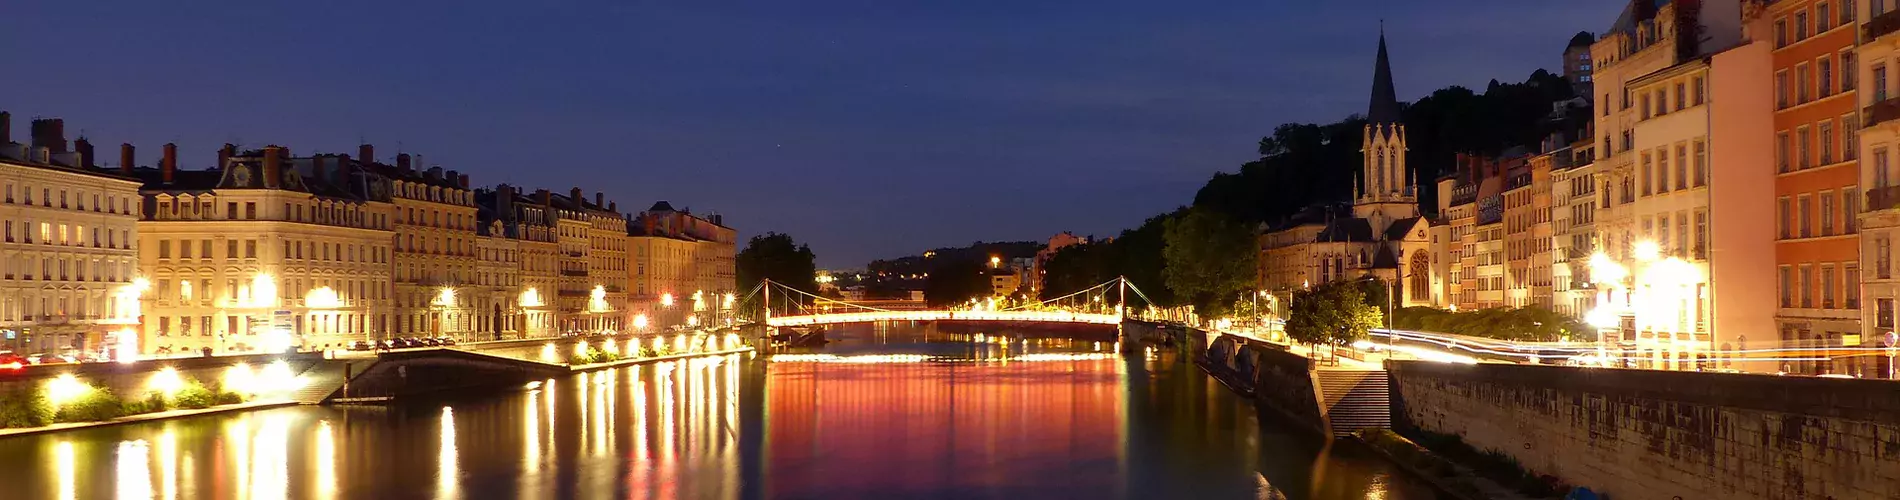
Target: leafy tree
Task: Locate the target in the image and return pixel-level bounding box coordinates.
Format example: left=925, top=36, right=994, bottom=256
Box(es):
left=1162, top=207, right=1258, bottom=317
left=923, top=256, right=991, bottom=307
left=1285, top=281, right=1383, bottom=348
left=1391, top=305, right=1590, bottom=342
left=737, top=233, right=819, bottom=308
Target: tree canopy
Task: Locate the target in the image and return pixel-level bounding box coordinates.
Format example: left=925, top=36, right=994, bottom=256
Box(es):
left=736, top=232, right=818, bottom=298
left=1284, top=281, right=1383, bottom=348
left=1162, top=207, right=1258, bottom=317
left=923, top=256, right=992, bottom=307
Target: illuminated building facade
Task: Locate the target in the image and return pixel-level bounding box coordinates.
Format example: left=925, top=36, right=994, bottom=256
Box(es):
left=1764, top=0, right=1862, bottom=374
left=1856, top=0, right=1900, bottom=376
left=376, top=149, right=482, bottom=342
left=549, top=188, right=627, bottom=334
left=476, top=186, right=559, bottom=338
left=0, top=115, right=144, bottom=356
left=136, top=144, right=397, bottom=354
left=629, top=201, right=737, bottom=329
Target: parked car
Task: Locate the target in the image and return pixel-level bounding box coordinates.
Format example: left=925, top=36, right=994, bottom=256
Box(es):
left=436, top=337, right=457, bottom=346
left=26, top=353, right=76, bottom=365
left=0, top=353, right=27, bottom=370
left=404, top=337, right=428, bottom=348
left=348, top=340, right=373, bottom=351
left=376, top=339, right=395, bottom=350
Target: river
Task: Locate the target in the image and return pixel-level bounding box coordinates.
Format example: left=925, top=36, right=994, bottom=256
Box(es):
left=0, top=322, right=1431, bottom=499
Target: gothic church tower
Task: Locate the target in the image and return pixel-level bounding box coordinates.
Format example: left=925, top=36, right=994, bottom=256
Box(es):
left=1353, top=30, right=1419, bottom=231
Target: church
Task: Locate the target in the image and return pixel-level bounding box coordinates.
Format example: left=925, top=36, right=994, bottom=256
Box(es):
left=1257, top=31, right=1434, bottom=309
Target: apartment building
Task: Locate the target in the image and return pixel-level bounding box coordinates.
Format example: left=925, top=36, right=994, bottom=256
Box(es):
left=0, top=115, right=144, bottom=356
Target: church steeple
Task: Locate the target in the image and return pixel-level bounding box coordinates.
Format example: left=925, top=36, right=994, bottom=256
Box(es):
left=1367, top=28, right=1402, bottom=125
left=1355, top=26, right=1415, bottom=224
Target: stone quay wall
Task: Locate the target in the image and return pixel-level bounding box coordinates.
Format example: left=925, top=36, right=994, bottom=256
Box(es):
left=1389, top=361, right=1900, bottom=499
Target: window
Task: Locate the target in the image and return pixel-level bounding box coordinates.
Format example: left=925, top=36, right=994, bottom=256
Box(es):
left=1693, top=140, right=1708, bottom=187
left=1800, top=264, right=1814, bottom=308
left=1675, top=82, right=1687, bottom=110
left=1845, top=115, right=1859, bottom=160
left=157, top=240, right=171, bottom=259
left=1797, top=63, right=1813, bottom=103
left=246, top=240, right=257, bottom=258
left=1823, top=264, right=1837, bottom=308
left=1641, top=93, right=1652, bottom=119
left=1880, top=236, right=1894, bottom=279
left=245, top=202, right=256, bottom=219
left=1798, top=126, right=1812, bottom=169
left=1796, top=12, right=1809, bottom=40
left=1659, top=214, right=1671, bottom=250
left=1780, top=266, right=1794, bottom=307
left=1843, top=51, right=1857, bottom=91
left=1656, top=147, right=1671, bottom=192
left=1818, top=2, right=1832, bottom=31
left=1777, top=132, right=1792, bottom=172
left=1799, top=195, right=1814, bottom=238
left=1877, top=64, right=1890, bottom=102
left=1847, top=263, right=1861, bottom=308
left=179, top=240, right=192, bottom=259
left=1820, top=121, right=1835, bottom=165
left=1674, top=144, right=1688, bottom=191
left=1693, top=76, right=1706, bottom=104
left=1846, top=187, right=1860, bottom=233
left=1819, top=57, right=1833, bottom=97
left=1655, top=89, right=1667, bottom=115
left=1822, top=192, right=1836, bottom=235
left=1641, top=153, right=1653, bottom=196
left=1775, top=18, right=1788, bottom=47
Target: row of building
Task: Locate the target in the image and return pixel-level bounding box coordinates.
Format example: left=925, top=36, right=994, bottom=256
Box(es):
left=0, top=116, right=736, bottom=356
left=1261, top=0, right=1900, bottom=376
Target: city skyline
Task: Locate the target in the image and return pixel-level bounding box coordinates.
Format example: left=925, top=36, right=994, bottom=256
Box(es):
left=4, top=0, right=1618, bottom=267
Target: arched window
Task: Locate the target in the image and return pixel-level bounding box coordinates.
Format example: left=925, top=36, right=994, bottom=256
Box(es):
left=1409, top=252, right=1430, bottom=300
left=1374, top=149, right=1386, bottom=195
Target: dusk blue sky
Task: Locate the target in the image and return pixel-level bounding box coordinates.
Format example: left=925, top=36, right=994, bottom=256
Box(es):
left=4, top=1, right=1620, bottom=268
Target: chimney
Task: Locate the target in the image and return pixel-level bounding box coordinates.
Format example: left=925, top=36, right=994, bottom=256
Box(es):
left=311, top=155, right=327, bottom=187
left=30, top=118, right=67, bottom=153
left=263, top=145, right=284, bottom=188
left=0, top=111, right=9, bottom=144
left=571, top=187, right=583, bottom=205
left=73, top=137, right=94, bottom=168
left=359, top=144, right=374, bottom=165
left=336, top=154, right=353, bottom=187
left=425, top=166, right=442, bottom=180
left=595, top=192, right=603, bottom=207
left=218, top=144, right=236, bottom=169
left=445, top=169, right=458, bottom=184
left=458, top=173, right=470, bottom=189
left=119, top=143, right=135, bottom=175
left=161, top=143, right=177, bottom=183
left=537, top=189, right=551, bottom=206
left=608, top=201, right=617, bottom=212
left=396, top=153, right=411, bottom=172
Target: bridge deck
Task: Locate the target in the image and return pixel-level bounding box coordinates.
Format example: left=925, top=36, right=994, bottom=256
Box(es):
left=767, top=310, right=1120, bottom=327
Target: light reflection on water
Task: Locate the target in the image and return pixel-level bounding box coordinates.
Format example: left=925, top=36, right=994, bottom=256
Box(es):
left=0, top=323, right=1430, bottom=499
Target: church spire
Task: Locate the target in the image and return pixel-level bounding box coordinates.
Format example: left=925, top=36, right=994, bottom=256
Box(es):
left=1367, top=28, right=1401, bottom=125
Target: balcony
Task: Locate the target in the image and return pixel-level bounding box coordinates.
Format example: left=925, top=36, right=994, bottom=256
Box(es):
left=1868, top=9, right=1900, bottom=42
left=561, top=270, right=589, bottom=277
left=1866, top=97, right=1900, bottom=128
left=1869, top=185, right=1900, bottom=212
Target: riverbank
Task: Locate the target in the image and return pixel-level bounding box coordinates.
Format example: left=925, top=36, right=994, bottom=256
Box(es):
left=0, top=400, right=298, bottom=439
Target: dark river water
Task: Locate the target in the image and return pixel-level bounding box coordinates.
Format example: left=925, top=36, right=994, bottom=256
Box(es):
left=0, top=322, right=1430, bottom=499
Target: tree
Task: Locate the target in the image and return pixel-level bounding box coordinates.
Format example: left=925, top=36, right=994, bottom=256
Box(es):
left=924, top=256, right=991, bottom=307
left=1162, top=207, right=1258, bottom=317
left=1284, top=281, right=1382, bottom=349
left=736, top=233, right=818, bottom=302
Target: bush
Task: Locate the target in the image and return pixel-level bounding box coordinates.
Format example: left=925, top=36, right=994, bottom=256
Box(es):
left=55, top=389, right=125, bottom=423
left=174, top=382, right=216, bottom=409
left=213, top=391, right=244, bottom=405
left=0, top=387, right=54, bottom=428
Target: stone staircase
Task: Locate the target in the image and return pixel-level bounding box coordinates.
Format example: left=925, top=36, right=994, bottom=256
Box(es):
left=1315, top=369, right=1391, bottom=437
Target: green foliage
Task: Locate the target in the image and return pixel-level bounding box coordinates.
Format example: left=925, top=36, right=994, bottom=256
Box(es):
left=213, top=391, right=244, bottom=405
left=1393, top=305, right=1590, bottom=342
left=923, top=256, right=992, bottom=307
left=0, top=387, right=53, bottom=428
left=737, top=232, right=820, bottom=307
left=174, top=382, right=216, bottom=410
left=1162, top=207, right=1258, bottom=317
left=1401, top=426, right=1573, bottom=497
left=54, top=388, right=125, bottom=423
left=1285, top=281, right=1383, bottom=347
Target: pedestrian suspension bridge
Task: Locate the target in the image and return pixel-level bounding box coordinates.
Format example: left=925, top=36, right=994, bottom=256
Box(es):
left=747, top=277, right=1156, bottom=327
